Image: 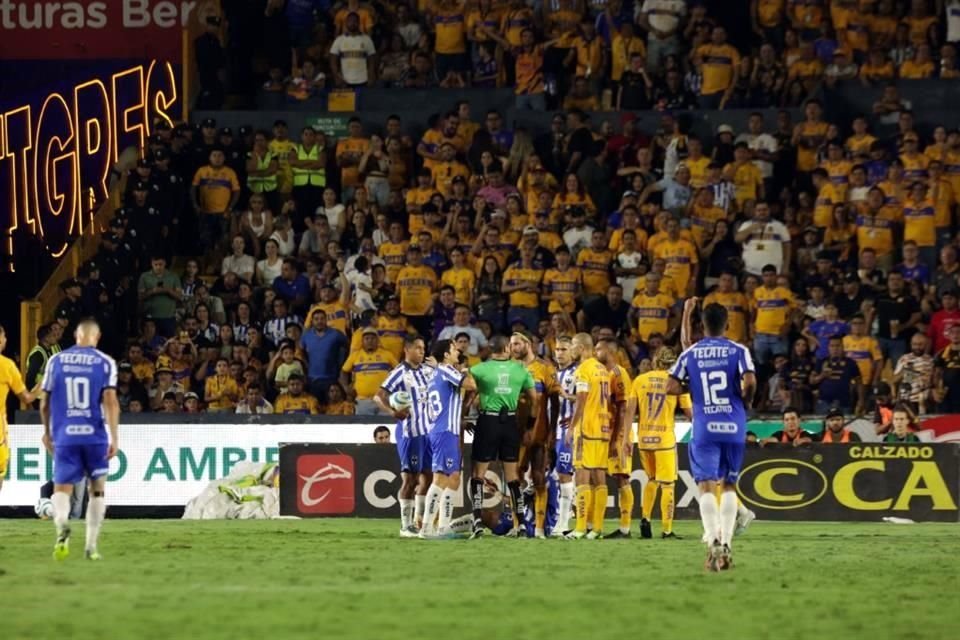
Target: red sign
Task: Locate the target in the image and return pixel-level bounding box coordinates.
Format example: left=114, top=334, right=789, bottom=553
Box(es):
left=0, top=0, right=218, bottom=61
left=295, top=455, right=355, bottom=515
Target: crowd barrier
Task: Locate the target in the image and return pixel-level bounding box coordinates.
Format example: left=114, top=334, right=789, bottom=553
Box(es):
left=280, top=442, right=960, bottom=523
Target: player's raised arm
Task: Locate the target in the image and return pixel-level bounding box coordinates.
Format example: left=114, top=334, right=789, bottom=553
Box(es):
left=680, top=296, right=699, bottom=351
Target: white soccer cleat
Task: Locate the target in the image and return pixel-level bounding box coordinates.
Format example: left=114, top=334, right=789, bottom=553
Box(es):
left=534, top=528, right=546, bottom=539
left=564, top=530, right=585, bottom=540
left=585, top=530, right=603, bottom=540
left=549, top=530, right=566, bottom=539
left=399, top=525, right=419, bottom=538
left=735, top=508, right=756, bottom=536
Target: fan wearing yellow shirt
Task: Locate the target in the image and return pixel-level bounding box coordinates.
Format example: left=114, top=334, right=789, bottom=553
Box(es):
left=688, top=188, right=727, bottom=248
left=631, top=273, right=677, bottom=344
left=927, top=161, right=956, bottom=250
left=502, top=246, right=544, bottom=332
left=752, top=264, right=796, bottom=365
left=792, top=99, right=830, bottom=173
left=269, top=120, right=296, bottom=197
left=433, top=0, right=469, bottom=81
left=0, top=325, right=38, bottom=494
left=416, top=112, right=465, bottom=170
left=903, top=181, right=937, bottom=268
left=430, top=142, right=471, bottom=198
left=341, top=329, right=398, bottom=413
left=900, top=134, right=930, bottom=181
left=649, top=257, right=682, bottom=300
left=204, top=358, right=240, bottom=412
left=694, top=26, right=741, bottom=109
left=395, top=246, right=438, bottom=338
left=567, top=334, right=617, bottom=539
left=899, top=47, right=935, bottom=79
left=843, top=315, right=882, bottom=386
left=819, top=141, right=853, bottom=200
left=859, top=49, right=896, bottom=83
left=273, top=374, right=321, bottom=414
left=789, top=0, right=824, bottom=33
left=855, top=187, right=897, bottom=269
left=334, top=0, right=375, bottom=34
left=726, top=143, right=764, bottom=208
left=609, top=17, right=646, bottom=83
left=653, top=217, right=699, bottom=296
left=618, top=347, right=692, bottom=539
left=335, top=118, right=370, bottom=199
left=576, top=230, right=614, bottom=299
left=812, top=168, right=843, bottom=227
left=305, top=279, right=352, bottom=336
left=441, top=247, right=476, bottom=307
left=372, top=297, right=417, bottom=359
left=704, top=271, right=750, bottom=344
left=788, top=41, right=825, bottom=90
left=543, top=246, right=581, bottom=314
left=608, top=206, right=649, bottom=253
left=845, top=116, right=877, bottom=156
left=378, top=221, right=409, bottom=284
left=685, top=137, right=712, bottom=189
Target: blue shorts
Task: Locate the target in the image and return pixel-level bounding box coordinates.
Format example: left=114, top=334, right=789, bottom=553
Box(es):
left=54, top=443, right=110, bottom=485
left=491, top=510, right=514, bottom=536
left=688, top=439, right=745, bottom=485
left=396, top=428, right=432, bottom=474
left=429, top=431, right=461, bottom=475
left=554, top=437, right=574, bottom=476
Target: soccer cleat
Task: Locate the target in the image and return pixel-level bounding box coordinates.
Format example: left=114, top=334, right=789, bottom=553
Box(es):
left=399, top=525, right=419, bottom=538
left=503, top=527, right=523, bottom=538
left=639, top=518, right=653, bottom=539
left=564, top=530, right=586, bottom=540
left=585, top=530, right=603, bottom=540
left=661, top=532, right=682, bottom=540
left=534, top=528, right=546, bottom=539
left=704, top=539, right=724, bottom=572
left=717, top=544, right=733, bottom=571
left=549, top=530, right=566, bottom=539
left=53, top=526, right=71, bottom=561
left=605, top=529, right=631, bottom=539
left=735, top=508, right=756, bottom=536
left=704, top=549, right=719, bottom=572
left=468, top=520, right=485, bottom=540
left=85, top=549, right=102, bottom=561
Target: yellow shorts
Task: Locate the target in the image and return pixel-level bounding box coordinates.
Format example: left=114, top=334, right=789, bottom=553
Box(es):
left=639, top=448, right=677, bottom=483
left=0, top=444, right=8, bottom=477
left=607, top=445, right=633, bottom=476
left=574, top=436, right=608, bottom=471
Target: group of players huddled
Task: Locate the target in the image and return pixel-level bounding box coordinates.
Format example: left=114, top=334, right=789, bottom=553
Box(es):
left=375, top=295, right=758, bottom=571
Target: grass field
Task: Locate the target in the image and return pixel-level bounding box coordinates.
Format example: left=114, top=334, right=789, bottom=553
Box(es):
left=1, top=518, right=958, bottom=640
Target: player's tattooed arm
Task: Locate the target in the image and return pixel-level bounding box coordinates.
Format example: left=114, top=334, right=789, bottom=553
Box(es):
left=741, top=371, right=757, bottom=411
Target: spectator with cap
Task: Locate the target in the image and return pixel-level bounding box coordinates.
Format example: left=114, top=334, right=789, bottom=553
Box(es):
left=54, top=278, right=85, bottom=346
left=116, top=361, right=148, bottom=413
left=834, top=271, right=871, bottom=321
left=816, top=408, right=861, bottom=443
left=149, top=365, right=184, bottom=412
left=340, top=327, right=398, bottom=415
left=183, top=391, right=201, bottom=414
left=762, top=407, right=815, bottom=447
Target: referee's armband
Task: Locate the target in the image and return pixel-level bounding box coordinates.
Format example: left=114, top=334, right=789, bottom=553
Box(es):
left=575, top=381, right=589, bottom=393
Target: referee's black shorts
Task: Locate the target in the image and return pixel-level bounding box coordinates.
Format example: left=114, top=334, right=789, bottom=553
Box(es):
left=472, top=412, right=520, bottom=464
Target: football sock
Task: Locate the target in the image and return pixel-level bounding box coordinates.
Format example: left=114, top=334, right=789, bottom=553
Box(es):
left=575, top=485, right=593, bottom=533
left=423, top=485, right=442, bottom=533
left=591, top=485, right=608, bottom=533
left=534, top=486, right=547, bottom=531
left=399, top=496, right=414, bottom=529
left=414, top=494, right=426, bottom=525
left=558, top=482, right=574, bottom=531
left=660, top=482, right=675, bottom=534
left=719, top=491, right=738, bottom=546
left=85, top=494, right=106, bottom=552
left=618, top=485, right=634, bottom=533
left=699, top=491, right=720, bottom=543
left=641, top=480, right=658, bottom=520
left=507, top=480, right=525, bottom=527
left=439, top=488, right=456, bottom=531
left=52, top=491, right=70, bottom=534
left=469, top=478, right=484, bottom=523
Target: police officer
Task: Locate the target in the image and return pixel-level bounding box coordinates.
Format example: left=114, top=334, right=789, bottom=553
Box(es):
left=467, top=335, right=537, bottom=538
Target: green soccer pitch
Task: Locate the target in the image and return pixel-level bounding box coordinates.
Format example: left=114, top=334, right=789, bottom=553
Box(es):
left=2, top=519, right=957, bottom=639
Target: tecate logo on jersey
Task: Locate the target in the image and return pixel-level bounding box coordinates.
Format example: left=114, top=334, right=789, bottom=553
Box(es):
left=296, top=455, right=355, bottom=515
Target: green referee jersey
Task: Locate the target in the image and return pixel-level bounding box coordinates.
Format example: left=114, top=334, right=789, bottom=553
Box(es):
left=470, top=358, right=534, bottom=413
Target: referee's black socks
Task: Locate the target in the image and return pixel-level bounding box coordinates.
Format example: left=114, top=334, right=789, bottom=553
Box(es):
left=508, top=480, right=526, bottom=526
left=470, top=478, right=484, bottom=523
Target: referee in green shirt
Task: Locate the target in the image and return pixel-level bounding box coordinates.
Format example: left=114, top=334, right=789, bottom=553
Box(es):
left=468, top=335, right=536, bottom=538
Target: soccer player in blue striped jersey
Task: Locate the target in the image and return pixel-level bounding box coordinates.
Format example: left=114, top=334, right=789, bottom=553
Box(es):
left=421, top=339, right=476, bottom=538
left=667, top=301, right=756, bottom=571
left=40, top=320, right=120, bottom=561
left=375, top=336, right=436, bottom=537
left=551, top=336, right=578, bottom=537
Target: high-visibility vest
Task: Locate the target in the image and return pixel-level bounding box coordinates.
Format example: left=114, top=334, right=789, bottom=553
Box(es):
left=820, top=429, right=851, bottom=443
left=292, top=145, right=326, bottom=187
left=26, top=344, right=59, bottom=383
left=247, top=151, right=278, bottom=193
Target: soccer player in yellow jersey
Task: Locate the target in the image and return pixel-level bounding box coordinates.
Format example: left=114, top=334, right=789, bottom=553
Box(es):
left=511, top=332, right=559, bottom=538
left=752, top=264, right=796, bottom=366
left=618, top=347, right=692, bottom=539
left=341, top=329, right=398, bottom=414
left=603, top=358, right=634, bottom=539
left=704, top=271, right=751, bottom=344
left=543, top=246, right=581, bottom=315
left=653, top=217, right=699, bottom=296
left=0, top=325, right=38, bottom=494
left=273, top=374, right=321, bottom=414
left=567, top=334, right=616, bottom=539
left=631, top=273, right=677, bottom=343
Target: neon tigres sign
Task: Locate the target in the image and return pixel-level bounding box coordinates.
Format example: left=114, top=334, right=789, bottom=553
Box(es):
left=0, top=60, right=178, bottom=268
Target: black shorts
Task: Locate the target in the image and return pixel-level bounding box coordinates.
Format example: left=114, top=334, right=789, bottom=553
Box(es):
left=472, top=413, right=520, bottom=464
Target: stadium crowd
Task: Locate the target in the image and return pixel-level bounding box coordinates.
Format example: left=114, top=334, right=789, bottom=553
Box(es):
left=22, top=0, right=960, bottom=436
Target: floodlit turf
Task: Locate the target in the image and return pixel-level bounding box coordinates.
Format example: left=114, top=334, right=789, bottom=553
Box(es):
left=1, top=518, right=958, bottom=640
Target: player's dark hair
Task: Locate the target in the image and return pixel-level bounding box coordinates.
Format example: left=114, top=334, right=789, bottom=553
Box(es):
left=403, top=335, right=424, bottom=349
left=489, top=335, right=509, bottom=354
left=701, top=303, right=728, bottom=337
left=431, top=339, right=454, bottom=362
